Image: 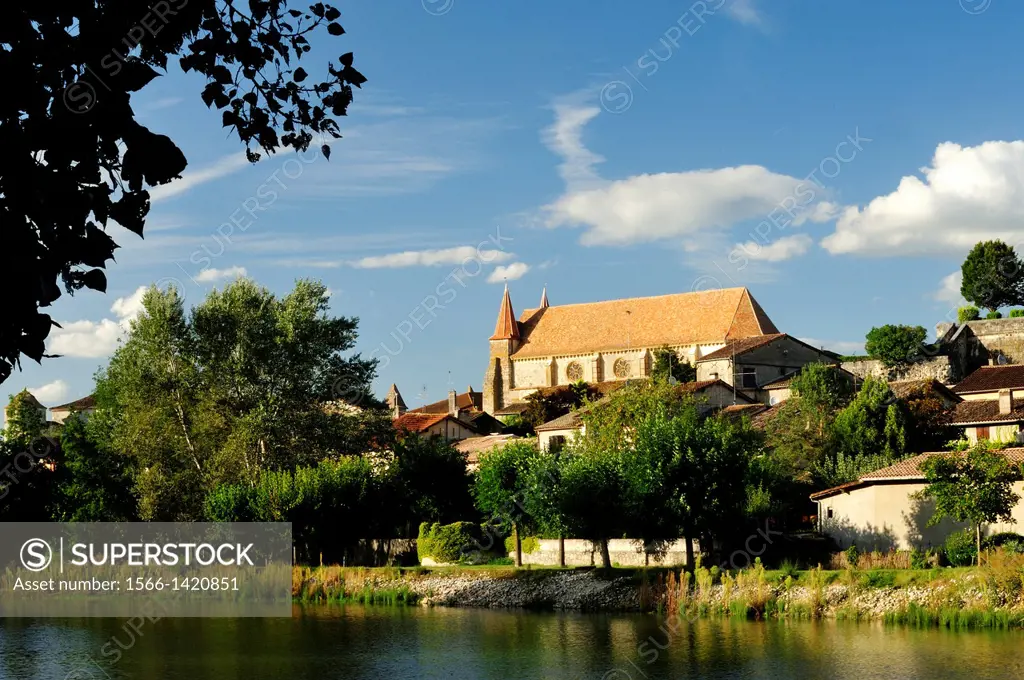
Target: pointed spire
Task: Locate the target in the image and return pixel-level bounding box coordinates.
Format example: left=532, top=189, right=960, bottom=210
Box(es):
left=385, top=383, right=407, bottom=416
left=490, top=283, right=520, bottom=340
left=539, top=285, right=549, bottom=309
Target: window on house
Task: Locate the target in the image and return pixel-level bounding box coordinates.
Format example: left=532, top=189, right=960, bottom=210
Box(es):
left=548, top=435, right=566, bottom=453
left=976, top=426, right=990, bottom=441
left=736, top=367, right=757, bottom=389
left=827, top=508, right=833, bottom=519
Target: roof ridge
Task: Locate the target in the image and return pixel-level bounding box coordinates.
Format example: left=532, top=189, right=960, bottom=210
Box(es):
left=520, top=287, right=748, bottom=312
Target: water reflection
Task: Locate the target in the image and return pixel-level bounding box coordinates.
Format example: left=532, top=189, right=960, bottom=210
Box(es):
left=0, top=606, right=1022, bottom=680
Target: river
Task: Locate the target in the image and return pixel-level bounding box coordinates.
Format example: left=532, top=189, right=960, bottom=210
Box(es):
left=1, top=605, right=1022, bottom=679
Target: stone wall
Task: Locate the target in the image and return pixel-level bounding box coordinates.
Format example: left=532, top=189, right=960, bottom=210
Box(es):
left=963, top=318, right=1024, bottom=365
left=841, top=356, right=956, bottom=384
left=512, top=538, right=694, bottom=567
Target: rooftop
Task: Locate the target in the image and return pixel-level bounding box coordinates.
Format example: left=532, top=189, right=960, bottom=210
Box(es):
left=510, top=287, right=778, bottom=359
left=393, top=412, right=480, bottom=434
left=50, top=395, right=97, bottom=411
left=953, top=365, right=1024, bottom=394
left=950, top=399, right=1024, bottom=425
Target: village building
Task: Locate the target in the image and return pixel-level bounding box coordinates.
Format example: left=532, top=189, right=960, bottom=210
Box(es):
left=694, top=334, right=842, bottom=404
left=483, top=285, right=782, bottom=416
left=393, top=412, right=482, bottom=443
left=952, top=364, right=1024, bottom=401
left=49, top=395, right=97, bottom=424
left=812, top=449, right=1024, bottom=551
left=454, top=433, right=521, bottom=471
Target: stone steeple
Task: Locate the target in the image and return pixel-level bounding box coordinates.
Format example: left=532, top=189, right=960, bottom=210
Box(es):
left=490, top=283, right=520, bottom=340
left=539, top=286, right=549, bottom=309
left=385, top=383, right=407, bottom=418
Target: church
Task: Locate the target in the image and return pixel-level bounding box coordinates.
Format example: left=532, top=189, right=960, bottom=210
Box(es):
left=482, top=285, right=789, bottom=416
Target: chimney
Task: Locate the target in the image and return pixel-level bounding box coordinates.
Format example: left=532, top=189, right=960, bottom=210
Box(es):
left=448, top=389, right=458, bottom=417
left=999, top=388, right=1013, bottom=415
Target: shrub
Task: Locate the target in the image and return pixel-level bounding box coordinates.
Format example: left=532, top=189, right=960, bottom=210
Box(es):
left=982, top=532, right=1024, bottom=550
left=958, top=306, right=981, bottom=323
left=986, top=311, right=1003, bottom=320
left=859, top=570, right=896, bottom=588
left=865, top=325, right=928, bottom=367
left=943, top=529, right=978, bottom=567
left=503, top=535, right=540, bottom=555
left=418, top=521, right=483, bottom=564
left=844, top=544, right=860, bottom=569
left=1011, top=309, right=1024, bottom=318
left=778, top=560, right=800, bottom=580
left=910, top=549, right=929, bottom=570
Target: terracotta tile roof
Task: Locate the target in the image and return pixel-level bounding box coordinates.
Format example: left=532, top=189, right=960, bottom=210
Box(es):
left=889, top=379, right=962, bottom=403
left=494, top=402, right=530, bottom=416
left=510, top=287, right=777, bottom=359
left=409, top=390, right=483, bottom=415
left=950, top=399, right=1024, bottom=425
left=534, top=409, right=588, bottom=432
left=50, top=394, right=97, bottom=410
left=761, top=370, right=800, bottom=390
left=696, top=333, right=842, bottom=363
left=953, top=365, right=1024, bottom=394
left=719, top=403, right=769, bottom=422
left=455, top=434, right=523, bottom=465
left=490, top=284, right=520, bottom=341
left=810, top=448, right=1024, bottom=500
left=393, top=412, right=482, bottom=434
left=750, top=403, right=784, bottom=430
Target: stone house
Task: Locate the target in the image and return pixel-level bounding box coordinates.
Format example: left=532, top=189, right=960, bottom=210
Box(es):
left=695, top=334, right=841, bottom=404
left=393, top=412, right=481, bottom=443
left=483, top=284, right=780, bottom=415
left=812, top=449, right=1024, bottom=550
left=49, top=395, right=97, bottom=424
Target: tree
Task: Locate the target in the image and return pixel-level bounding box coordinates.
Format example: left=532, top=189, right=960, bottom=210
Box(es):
left=790, top=363, right=852, bottom=412
left=651, top=347, right=695, bottom=384
left=54, top=413, right=136, bottom=521
left=1, top=0, right=366, bottom=385
left=960, top=240, right=1024, bottom=312
left=864, top=325, right=928, bottom=367
left=474, top=440, right=547, bottom=566
left=831, top=377, right=907, bottom=460
left=521, top=382, right=599, bottom=431
left=94, top=278, right=379, bottom=520
left=387, top=434, right=474, bottom=535
left=916, top=446, right=1021, bottom=565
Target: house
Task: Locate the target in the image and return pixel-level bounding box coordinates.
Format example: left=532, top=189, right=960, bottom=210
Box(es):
left=953, top=365, right=1024, bottom=401
left=393, top=412, right=481, bottom=443
left=889, top=379, right=963, bottom=407
left=483, top=284, right=781, bottom=415
left=533, top=378, right=754, bottom=452
left=405, top=385, right=506, bottom=435
left=49, top=395, right=97, bottom=424
left=949, top=393, right=1024, bottom=444
left=811, top=449, right=1024, bottom=550
left=454, top=433, right=522, bottom=471
left=695, top=334, right=841, bottom=403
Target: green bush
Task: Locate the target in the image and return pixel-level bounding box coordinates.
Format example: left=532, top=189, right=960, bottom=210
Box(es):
left=503, top=535, right=540, bottom=555
left=418, top=521, right=483, bottom=564
left=910, top=549, right=929, bottom=570
left=986, top=311, right=1003, bottom=319
left=1011, top=309, right=1024, bottom=318
left=958, top=306, right=981, bottom=323
left=943, top=529, right=977, bottom=567
left=844, top=544, right=860, bottom=568
left=859, top=570, right=896, bottom=588
left=982, top=532, right=1024, bottom=549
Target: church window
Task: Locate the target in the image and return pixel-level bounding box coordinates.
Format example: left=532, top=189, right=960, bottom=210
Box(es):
left=613, top=357, right=631, bottom=379
left=566, top=361, right=584, bottom=381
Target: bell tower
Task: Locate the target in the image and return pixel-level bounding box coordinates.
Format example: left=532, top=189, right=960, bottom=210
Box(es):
left=483, top=283, right=520, bottom=414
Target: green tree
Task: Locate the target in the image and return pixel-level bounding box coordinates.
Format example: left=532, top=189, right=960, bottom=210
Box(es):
left=865, top=325, right=928, bottom=367
left=960, top=240, right=1024, bottom=312
left=651, top=347, right=696, bottom=384
left=474, top=440, right=547, bottom=566
left=387, top=434, right=474, bottom=535
left=1, top=0, right=365, bottom=386
left=915, top=446, right=1021, bottom=565
left=790, top=363, right=852, bottom=412
left=54, top=413, right=136, bottom=521
left=95, top=278, right=380, bottom=520
left=832, top=377, right=907, bottom=460
left=521, top=382, right=600, bottom=431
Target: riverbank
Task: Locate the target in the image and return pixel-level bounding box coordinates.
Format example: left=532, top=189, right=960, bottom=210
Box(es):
left=292, top=560, right=1024, bottom=629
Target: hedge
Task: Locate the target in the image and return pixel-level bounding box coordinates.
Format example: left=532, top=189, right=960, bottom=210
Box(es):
left=417, top=521, right=483, bottom=564
left=504, top=535, right=540, bottom=555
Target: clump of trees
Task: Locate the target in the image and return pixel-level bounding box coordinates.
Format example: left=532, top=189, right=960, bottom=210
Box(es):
left=864, top=325, right=928, bottom=367
left=651, top=347, right=696, bottom=384
left=521, top=382, right=600, bottom=431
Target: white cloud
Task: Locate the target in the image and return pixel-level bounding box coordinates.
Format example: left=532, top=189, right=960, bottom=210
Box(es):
left=488, top=262, right=531, bottom=283
left=29, top=379, right=70, bottom=405
left=934, top=271, right=966, bottom=306
left=149, top=153, right=251, bottom=203
left=48, top=286, right=151, bottom=358
left=350, top=246, right=514, bottom=269
left=195, top=266, right=247, bottom=283
left=799, top=338, right=866, bottom=356
left=725, top=0, right=765, bottom=26
left=821, top=141, right=1024, bottom=257
left=733, top=234, right=813, bottom=262
left=541, top=104, right=834, bottom=248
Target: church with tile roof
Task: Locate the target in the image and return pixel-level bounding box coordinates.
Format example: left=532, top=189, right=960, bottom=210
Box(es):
left=482, top=285, right=782, bottom=415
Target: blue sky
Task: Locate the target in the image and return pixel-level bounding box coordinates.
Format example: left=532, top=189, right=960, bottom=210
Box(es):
left=16, top=0, right=1024, bottom=411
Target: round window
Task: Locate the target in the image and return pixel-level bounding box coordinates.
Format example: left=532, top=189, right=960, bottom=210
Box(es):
left=613, top=357, right=631, bottom=379
left=566, top=361, right=584, bottom=381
